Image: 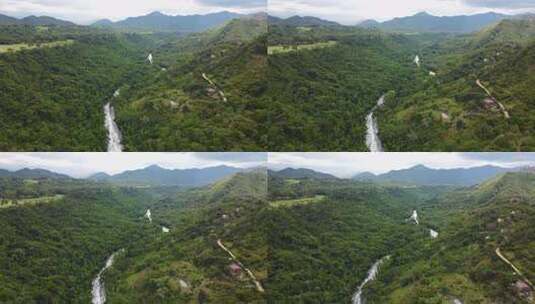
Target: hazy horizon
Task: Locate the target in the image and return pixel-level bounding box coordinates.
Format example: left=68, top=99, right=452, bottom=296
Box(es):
left=0, top=0, right=267, bottom=25
left=0, top=153, right=268, bottom=178
left=269, top=0, right=535, bottom=25
left=268, top=153, right=535, bottom=177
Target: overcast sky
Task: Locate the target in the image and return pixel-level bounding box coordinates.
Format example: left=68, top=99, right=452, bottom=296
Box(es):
left=269, top=0, right=535, bottom=24
left=0, top=153, right=267, bottom=178
left=0, top=0, right=266, bottom=24
left=269, top=153, right=535, bottom=177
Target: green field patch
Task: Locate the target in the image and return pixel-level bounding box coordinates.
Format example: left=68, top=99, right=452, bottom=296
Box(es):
left=0, top=194, right=65, bottom=208
left=268, top=41, right=337, bottom=55
left=284, top=179, right=301, bottom=185
left=0, top=39, right=74, bottom=54
left=270, top=195, right=326, bottom=208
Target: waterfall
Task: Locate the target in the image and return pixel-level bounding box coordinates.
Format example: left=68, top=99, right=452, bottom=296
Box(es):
left=103, top=102, right=123, bottom=152
left=91, top=249, right=124, bottom=304
left=352, top=256, right=390, bottom=304
left=365, top=95, right=386, bottom=152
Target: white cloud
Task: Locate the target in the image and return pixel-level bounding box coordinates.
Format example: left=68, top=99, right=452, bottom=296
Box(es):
left=0, top=153, right=267, bottom=178
left=268, top=153, right=535, bottom=177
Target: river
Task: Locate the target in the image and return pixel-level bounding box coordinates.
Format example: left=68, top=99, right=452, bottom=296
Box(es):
left=352, top=256, right=390, bottom=304
left=365, top=95, right=386, bottom=152
left=91, top=249, right=124, bottom=304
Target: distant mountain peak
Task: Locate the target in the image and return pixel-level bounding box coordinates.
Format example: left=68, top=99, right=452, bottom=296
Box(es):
left=415, top=11, right=432, bottom=17
left=148, top=11, right=166, bottom=17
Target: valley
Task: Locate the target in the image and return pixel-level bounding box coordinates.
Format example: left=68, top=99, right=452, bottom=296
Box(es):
left=266, top=13, right=535, bottom=151
left=0, top=12, right=267, bottom=151
left=267, top=163, right=535, bottom=303
left=0, top=158, right=269, bottom=303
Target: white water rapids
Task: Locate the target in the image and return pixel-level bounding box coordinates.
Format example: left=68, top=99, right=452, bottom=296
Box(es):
left=430, top=229, right=439, bottom=238
left=104, top=89, right=123, bottom=152
left=352, top=256, right=390, bottom=304
left=365, top=95, right=386, bottom=152
left=91, top=249, right=124, bottom=304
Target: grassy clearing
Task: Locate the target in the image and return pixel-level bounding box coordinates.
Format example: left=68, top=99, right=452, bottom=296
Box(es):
left=0, top=39, right=74, bottom=54
left=284, top=179, right=301, bottom=185
left=0, top=194, right=65, bottom=208
left=268, top=41, right=337, bottom=55
left=270, top=195, right=326, bottom=208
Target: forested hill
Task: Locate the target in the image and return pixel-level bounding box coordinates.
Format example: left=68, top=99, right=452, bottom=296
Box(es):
left=353, top=165, right=515, bottom=186
left=378, top=17, right=535, bottom=151
left=0, top=15, right=266, bottom=151
left=89, top=165, right=243, bottom=186
left=91, top=11, right=244, bottom=32
left=266, top=16, right=535, bottom=151
left=359, top=11, right=509, bottom=33
left=267, top=171, right=535, bottom=303
left=112, top=17, right=268, bottom=151
left=0, top=28, right=153, bottom=151
left=104, top=169, right=269, bottom=303
left=367, top=172, right=535, bottom=303
left=0, top=14, right=75, bottom=26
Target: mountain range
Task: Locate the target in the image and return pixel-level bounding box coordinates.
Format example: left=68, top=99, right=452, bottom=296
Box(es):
left=358, top=11, right=511, bottom=33
left=353, top=165, right=518, bottom=186
left=89, top=165, right=243, bottom=187
left=92, top=11, right=244, bottom=32
left=269, top=168, right=338, bottom=180
left=268, top=15, right=341, bottom=27
left=0, top=14, right=76, bottom=26
left=0, top=168, right=71, bottom=179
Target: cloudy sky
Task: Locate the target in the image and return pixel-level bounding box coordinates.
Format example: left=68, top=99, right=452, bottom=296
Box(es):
left=269, top=153, right=535, bottom=177
left=269, top=0, right=535, bottom=24
left=0, top=0, right=266, bottom=24
left=0, top=153, right=267, bottom=178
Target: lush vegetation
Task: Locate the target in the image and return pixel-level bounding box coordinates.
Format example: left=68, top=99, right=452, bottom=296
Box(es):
left=267, top=171, right=535, bottom=303
left=104, top=170, right=269, bottom=303
left=0, top=177, right=155, bottom=302
left=0, top=26, right=155, bottom=151
left=266, top=25, right=423, bottom=150
left=266, top=17, right=535, bottom=151
left=0, top=16, right=267, bottom=151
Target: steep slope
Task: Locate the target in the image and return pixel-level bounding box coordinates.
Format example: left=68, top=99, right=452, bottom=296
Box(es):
left=368, top=172, right=535, bottom=303
left=266, top=24, right=422, bottom=150
left=112, top=18, right=268, bottom=150
left=377, top=18, right=535, bottom=151
left=0, top=178, right=155, bottom=302
left=0, top=29, right=155, bottom=151
left=267, top=175, right=438, bottom=302
left=103, top=170, right=268, bottom=303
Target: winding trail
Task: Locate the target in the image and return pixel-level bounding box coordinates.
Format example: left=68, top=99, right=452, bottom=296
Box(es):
left=104, top=89, right=123, bottom=152
left=91, top=249, right=124, bottom=304
left=365, top=95, right=386, bottom=152
left=495, top=248, right=534, bottom=289
left=202, top=73, right=228, bottom=102
left=352, top=256, right=390, bottom=304
left=217, top=239, right=265, bottom=293
left=476, top=79, right=510, bottom=119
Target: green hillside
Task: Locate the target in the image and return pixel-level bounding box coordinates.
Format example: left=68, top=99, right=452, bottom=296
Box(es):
left=104, top=170, right=268, bottom=303
left=267, top=170, right=535, bottom=303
